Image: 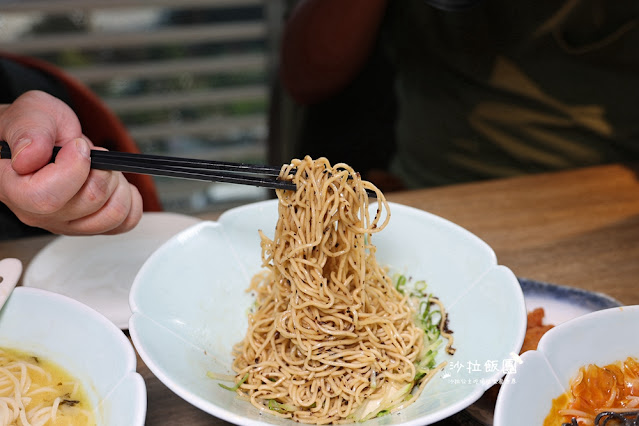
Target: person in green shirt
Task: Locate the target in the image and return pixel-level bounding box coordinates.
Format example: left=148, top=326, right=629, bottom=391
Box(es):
left=280, top=0, right=639, bottom=190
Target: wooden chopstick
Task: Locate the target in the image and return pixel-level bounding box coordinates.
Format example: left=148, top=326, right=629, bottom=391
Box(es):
left=0, top=141, right=377, bottom=197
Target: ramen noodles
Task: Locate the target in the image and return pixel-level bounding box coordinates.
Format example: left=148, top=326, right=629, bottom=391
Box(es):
left=0, top=347, right=94, bottom=426
left=222, top=157, right=453, bottom=424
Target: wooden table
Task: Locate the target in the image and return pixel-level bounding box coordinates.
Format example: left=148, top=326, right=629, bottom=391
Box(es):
left=1, top=163, right=639, bottom=425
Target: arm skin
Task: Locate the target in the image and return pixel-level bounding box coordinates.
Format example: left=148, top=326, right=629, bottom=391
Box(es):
left=279, top=0, right=389, bottom=104
left=0, top=90, right=143, bottom=236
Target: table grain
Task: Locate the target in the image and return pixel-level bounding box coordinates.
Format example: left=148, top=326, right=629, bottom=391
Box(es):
left=1, top=163, right=638, bottom=425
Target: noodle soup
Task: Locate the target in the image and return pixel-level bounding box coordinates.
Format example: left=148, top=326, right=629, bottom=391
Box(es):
left=0, top=347, right=95, bottom=426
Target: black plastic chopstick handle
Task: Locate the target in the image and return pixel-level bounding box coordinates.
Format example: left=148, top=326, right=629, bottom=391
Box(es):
left=90, top=159, right=298, bottom=191
left=1, top=142, right=293, bottom=190
left=0, top=141, right=13, bottom=159
left=1, top=143, right=66, bottom=165
left=0, top=141, right=60, bottom=161
left=1, top=141, right=377, bottom=197
left=94, top=149, right=283, bottom=176
left=2, top=141, right=281, bottom=172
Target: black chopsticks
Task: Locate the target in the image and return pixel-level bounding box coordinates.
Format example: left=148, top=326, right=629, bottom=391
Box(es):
left=0, top=141, right=377, bottom=197
left=0, top=141, right=295, bottom=191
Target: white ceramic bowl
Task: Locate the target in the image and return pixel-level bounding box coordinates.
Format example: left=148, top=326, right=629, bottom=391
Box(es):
left=494, top=304, right=639, bottom=426
left=0, top=287, right=146, bottom=425
left=130, top=200, right=526, bottom=425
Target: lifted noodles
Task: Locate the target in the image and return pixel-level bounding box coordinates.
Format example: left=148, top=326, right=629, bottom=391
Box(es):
left=229, top=157, right=453, bottom=424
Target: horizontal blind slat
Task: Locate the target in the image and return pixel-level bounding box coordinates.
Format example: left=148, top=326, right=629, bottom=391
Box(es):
left=128, top=114, right=265, bottom=140
left=0, top=22, right=267, bottom=54
left=66, top=53, right=266, bottom=83
left=105, top=86, right=266, bottom=113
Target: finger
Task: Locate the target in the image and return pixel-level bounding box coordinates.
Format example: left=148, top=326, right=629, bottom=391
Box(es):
left=102, top=184, right=143, bottom=235
left=0, top=176, right=141, bottom=236
left=0, top=157, right=12, bottom=201
left=0, top=91, right=83, bottom=174
left=2, top=138, right=91, bottom=215
left=55, top=168, right=121, bottom=222
left=66, top=173, right=140, bottom=235
left=3, top=121, right=57, bottom=175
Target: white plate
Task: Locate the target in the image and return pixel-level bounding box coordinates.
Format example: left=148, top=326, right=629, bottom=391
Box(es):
left=129, top=200, right=527, bottom=426
left=23, top=212, right=201, bottom=329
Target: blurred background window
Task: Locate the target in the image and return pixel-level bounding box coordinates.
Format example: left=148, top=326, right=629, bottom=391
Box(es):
left=0, top=0, right=288, bottom=215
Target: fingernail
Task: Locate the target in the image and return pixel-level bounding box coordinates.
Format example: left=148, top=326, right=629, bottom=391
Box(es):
left=75, top=138, right=90, bottom=159
left=11, top=138, right=31, bottom=163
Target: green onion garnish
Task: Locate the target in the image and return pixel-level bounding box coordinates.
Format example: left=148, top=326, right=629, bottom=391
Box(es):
left=218, top=373, right=249, bottom=391
left=268, top=399, right=298, bottom=413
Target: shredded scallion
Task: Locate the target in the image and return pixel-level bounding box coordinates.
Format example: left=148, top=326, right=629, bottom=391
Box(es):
left=393, top=273, right=447, bottom=383
left=268, top=399, right=298, bottom=413
left=218, top=373, right=249, bottom=391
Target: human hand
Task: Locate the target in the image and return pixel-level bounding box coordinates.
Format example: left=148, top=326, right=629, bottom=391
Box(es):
left=0, top=90, right=143, bottom=235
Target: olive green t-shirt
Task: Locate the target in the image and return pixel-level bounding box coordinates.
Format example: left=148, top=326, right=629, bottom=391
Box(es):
left=383, top=0, right=639, bottom=187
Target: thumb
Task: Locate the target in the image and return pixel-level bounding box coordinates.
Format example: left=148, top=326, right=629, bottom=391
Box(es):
left=5, top=131, right=56, bottom=175
left=0, top=91, right=83, bottom=175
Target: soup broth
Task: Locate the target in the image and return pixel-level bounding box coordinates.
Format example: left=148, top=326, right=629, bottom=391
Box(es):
left=0, top=347, right=95, bottom=426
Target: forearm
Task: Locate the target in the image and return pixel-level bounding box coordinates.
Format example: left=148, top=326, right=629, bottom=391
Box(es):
left=279, top=0, right=388, bottom=104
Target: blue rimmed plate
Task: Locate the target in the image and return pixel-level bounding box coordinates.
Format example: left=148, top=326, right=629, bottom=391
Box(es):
left=518, top=278, right=622, bottom=322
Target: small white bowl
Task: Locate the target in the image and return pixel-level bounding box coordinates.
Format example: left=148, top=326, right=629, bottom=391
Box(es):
left=494, top=304, right=639, bottom=426
left=130, top=200, right=527, bottom=425
left=0, top=286, right=147, bottom=425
